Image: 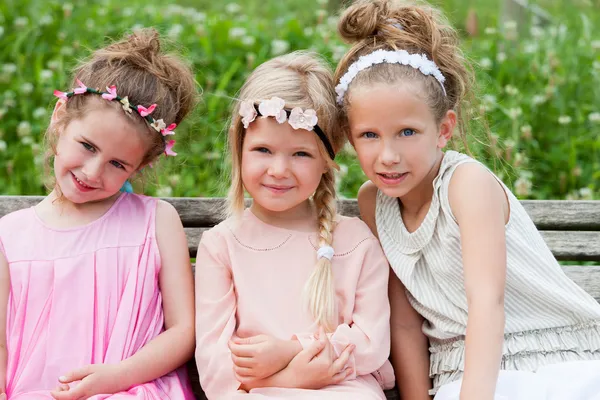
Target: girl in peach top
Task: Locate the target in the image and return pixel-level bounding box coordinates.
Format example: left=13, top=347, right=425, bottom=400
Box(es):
left=194, top=52, right=395, bottom=399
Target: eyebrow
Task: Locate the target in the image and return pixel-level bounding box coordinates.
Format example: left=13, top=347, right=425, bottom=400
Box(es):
left=81, top=135, right=134, bottom=168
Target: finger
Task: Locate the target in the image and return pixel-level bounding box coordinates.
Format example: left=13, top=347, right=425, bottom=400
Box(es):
left=298, top=338, right=326, bottom=362
left=51, top=384, right=89, bottom=400
left=331, top=367, right=354, bottom=384
left=231, top=353, right=255, bottom=368
left=59, top=365, right=93, bottom=384
left=331, top=344, right=355, bottom=372
left=228, top=341, right=257, bottom=357
left=0, top=394, right=6, bottom=400
left=233, top=365, right=257, bottom=377
left=232, top=334, right=266, bottom=345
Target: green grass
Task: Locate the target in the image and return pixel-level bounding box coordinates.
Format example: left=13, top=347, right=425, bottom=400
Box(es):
left=1, top=0, right=599, bottom=199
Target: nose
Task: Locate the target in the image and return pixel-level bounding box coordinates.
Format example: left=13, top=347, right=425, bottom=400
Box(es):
left=81, top=157, right=104, bottom=182
left=379, top=139, right=400, bottom=166
left=267, top=155, right=290, bottom=178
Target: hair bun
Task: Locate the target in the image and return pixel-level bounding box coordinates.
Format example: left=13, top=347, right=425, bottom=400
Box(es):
left=338, top=0, right=385, bottom=43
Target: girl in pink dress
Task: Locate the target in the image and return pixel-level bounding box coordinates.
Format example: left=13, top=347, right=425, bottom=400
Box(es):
left=0, top=29, right=197, bottom=400
left=195, top=52, right=395, bottom=399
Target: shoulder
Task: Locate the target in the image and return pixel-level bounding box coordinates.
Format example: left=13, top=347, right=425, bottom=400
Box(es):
left=331, top=215, right=380, bottom=254
left=448, top=162, right=508, bottom=223
left=357, top=180, right=379, bottom=237
left=0, top=208, right=33, bottom=235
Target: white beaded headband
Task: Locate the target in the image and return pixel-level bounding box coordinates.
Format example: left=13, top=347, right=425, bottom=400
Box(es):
left=335, top=49, right=447, bottom=105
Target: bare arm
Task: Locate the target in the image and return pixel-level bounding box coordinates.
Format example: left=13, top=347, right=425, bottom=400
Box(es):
left=117, top=200, right=195, bottom=386
left=449, top=164, right=508, bottom=400
left=0, top=251, right=8, bottom=396
left=358, top=181, right=432, bottom=399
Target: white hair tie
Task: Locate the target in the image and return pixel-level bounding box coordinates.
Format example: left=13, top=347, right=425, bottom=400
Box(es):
left=335, top=49, right=447, bottom=105
left=317, top=245, right=335, bottom=261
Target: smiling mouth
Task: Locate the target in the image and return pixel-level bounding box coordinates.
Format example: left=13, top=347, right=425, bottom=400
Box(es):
left=378, top=172, right=406, bottom=179
left=263, top=184, right=294, bottom=192
left=71, top=172, right=96, bottom=190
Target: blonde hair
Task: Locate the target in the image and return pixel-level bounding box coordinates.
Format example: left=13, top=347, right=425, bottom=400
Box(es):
left=335, top=0, right=476, bottom=151
left=44, top=28, right=199, bottom=190
left=226, top=51, right=344, bottom=331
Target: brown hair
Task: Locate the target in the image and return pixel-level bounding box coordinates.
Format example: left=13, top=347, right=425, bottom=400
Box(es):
left=45, top=28, right=198, bottom=183
left=335, top=0, right=476, bottom=151
left=227, top=51, right=344, bottom=331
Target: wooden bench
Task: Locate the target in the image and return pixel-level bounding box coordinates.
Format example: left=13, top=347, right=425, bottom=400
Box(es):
left=1, top=196, right=600, bottom=400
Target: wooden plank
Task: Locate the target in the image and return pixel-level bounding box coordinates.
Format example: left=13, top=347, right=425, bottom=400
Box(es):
left=563, top=265, right=600, bottom=303
left=2, top=196, right=600, bottom=231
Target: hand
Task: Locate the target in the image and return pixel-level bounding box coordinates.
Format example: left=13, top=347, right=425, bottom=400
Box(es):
left=50, top=364, right=128, bottom=400
left=229, top=334, right=300, bottom=382
left=282, top=327, right=355, bottom=389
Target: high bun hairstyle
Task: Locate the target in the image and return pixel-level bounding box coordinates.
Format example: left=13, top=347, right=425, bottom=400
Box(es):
left=45, top=28, right=198, bottom=171
left=227, top=51, right=344, bottom=331
left=335, top=0, right=476, bottom=150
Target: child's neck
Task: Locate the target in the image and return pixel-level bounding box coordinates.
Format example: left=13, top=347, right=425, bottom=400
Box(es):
left=34, top=189, right=122, bottom=229
left=399, top=151, right=444, bottom=231
left=250, top=200, right=317, bottom=233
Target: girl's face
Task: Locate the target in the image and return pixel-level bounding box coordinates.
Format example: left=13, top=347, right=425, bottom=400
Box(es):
left=241, top=116, right=328, bottom=217
left=347, top=84, right=455, bottom=199
left=53, top=105, right=148, bottom=204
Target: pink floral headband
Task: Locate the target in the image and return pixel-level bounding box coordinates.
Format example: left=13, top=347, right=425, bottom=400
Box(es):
left=239, top=96, right=335, bottom=160
left=54, top=79, right=177, bottom=157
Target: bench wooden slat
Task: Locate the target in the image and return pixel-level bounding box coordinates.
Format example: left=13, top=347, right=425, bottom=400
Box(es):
left=2, top=197, right=600, bottom=231
left=184, top=228, right=600, bottom=261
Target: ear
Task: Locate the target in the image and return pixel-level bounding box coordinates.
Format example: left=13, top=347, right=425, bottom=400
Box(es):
left=437, top=109, right=456, bottom=149
left=51, top=99, right=67, bottom=126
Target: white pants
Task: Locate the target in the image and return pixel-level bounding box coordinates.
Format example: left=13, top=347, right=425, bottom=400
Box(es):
left=434, top=361, right=600, bottom=400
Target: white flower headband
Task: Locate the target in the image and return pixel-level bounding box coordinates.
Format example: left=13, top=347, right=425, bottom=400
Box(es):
left=335, top=49, right=447, bottom=105
left=239, top=96, right=335, bottom=160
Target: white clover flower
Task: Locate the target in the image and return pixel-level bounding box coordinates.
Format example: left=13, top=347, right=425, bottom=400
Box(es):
left=558, top=115, right=572, bottom=125
left=17, top=121, right=32, bottom=137
left=47, top=60, right=60, bottom=70
left=588, top=112, right=600, bottom=123
left=40, top=15, right=53, bottom=26
left=484, top=27, right=497, bottom=35
left=33, top=107, right=47, bottom=119
left=156, top=186, right=173, bottom=197
left=60, top=47, right=75, bottom=56
left=504, top=20, right=517, bottom=30
left=514, top=176, right=532, bottom=197
left=479, top=57, right=492, bottom=69
left=122, top=7, right=134, bottom=17
left=504, top=85, right=519, bottom=96
left=0, top=26, right=4, bottom=38
left=591, top=40, right=600, bottom=50
left=14, top=17, right=29, bottom=28
left=203, top=151, right=221, bottom=160
left=131, top=24, right=144, bottom=32
left=532, top=95, right=546, bottom=105
left=86, top=19, right=95, bottom=30
left=40, top=69, right=53, bottom=81
left=523, top=42, right=538, bottom=54
left=63, top=3, right=73, bottom=12
left=241, top=36, right=255, bottom=46
left=2, top=63, right=17, bottom=75
left=0, top=140, right=6, bottom=152
left=226, top=3, right=241, bottom=14
left=593, top=61, right=600, bottom=70
left=508, top=108, right=522, bottom=120
left=304, top=27, right=314, bottom=36
left=167, top=24, right=183, bottom=39
left=168, top=174, right=181, bottom=186
left=530, top=26, right=544, bottom=38
left=21, top=82, right=34, bottom=94
left=482, top=94, right=497, bottom=105
left=520, top=125, right=532, bottom=138
left=332, top=45, right=347, bottom=62
left=229, top=27, right=247, bottom=39
left=579, top=188, right=593, bottom=200
left=21, top=136, right=34, bottom=146
left=193, top=12, right=207, bottom=23
left=271, top=39, right=290, bottom=56
left=317, top=0, right=328, bottom=5
left=496, top=52, right=507, bottom=63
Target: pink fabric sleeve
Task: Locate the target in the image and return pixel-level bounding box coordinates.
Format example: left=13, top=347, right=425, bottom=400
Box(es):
left=295, top=237, right=391, bottom=381
left=194, top=230, right=241, bottom=399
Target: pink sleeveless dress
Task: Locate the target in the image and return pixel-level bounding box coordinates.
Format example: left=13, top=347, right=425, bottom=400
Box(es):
left=0, top=193, right=194, bottom=399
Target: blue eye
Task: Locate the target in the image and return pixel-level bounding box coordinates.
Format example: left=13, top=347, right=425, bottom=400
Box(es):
left=361, top=132, right=378, bottom=139
left=294, top=151, right=312, bottom=158
left=254, top=147, right=271, bottom=154
left=110, top=160, right=125, bottom=169
left=81, top=142, right=95, bottom=152
left=400, top=129, right=416, bottom=137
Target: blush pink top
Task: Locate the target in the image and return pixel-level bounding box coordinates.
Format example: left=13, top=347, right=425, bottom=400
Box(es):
left=0, top=193, right=194, bottom=399
left=195, top=209, right=395, bottom=399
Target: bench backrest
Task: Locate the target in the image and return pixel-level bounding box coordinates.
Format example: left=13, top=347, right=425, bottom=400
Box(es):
left=1, top=197, right=599, bottom=302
